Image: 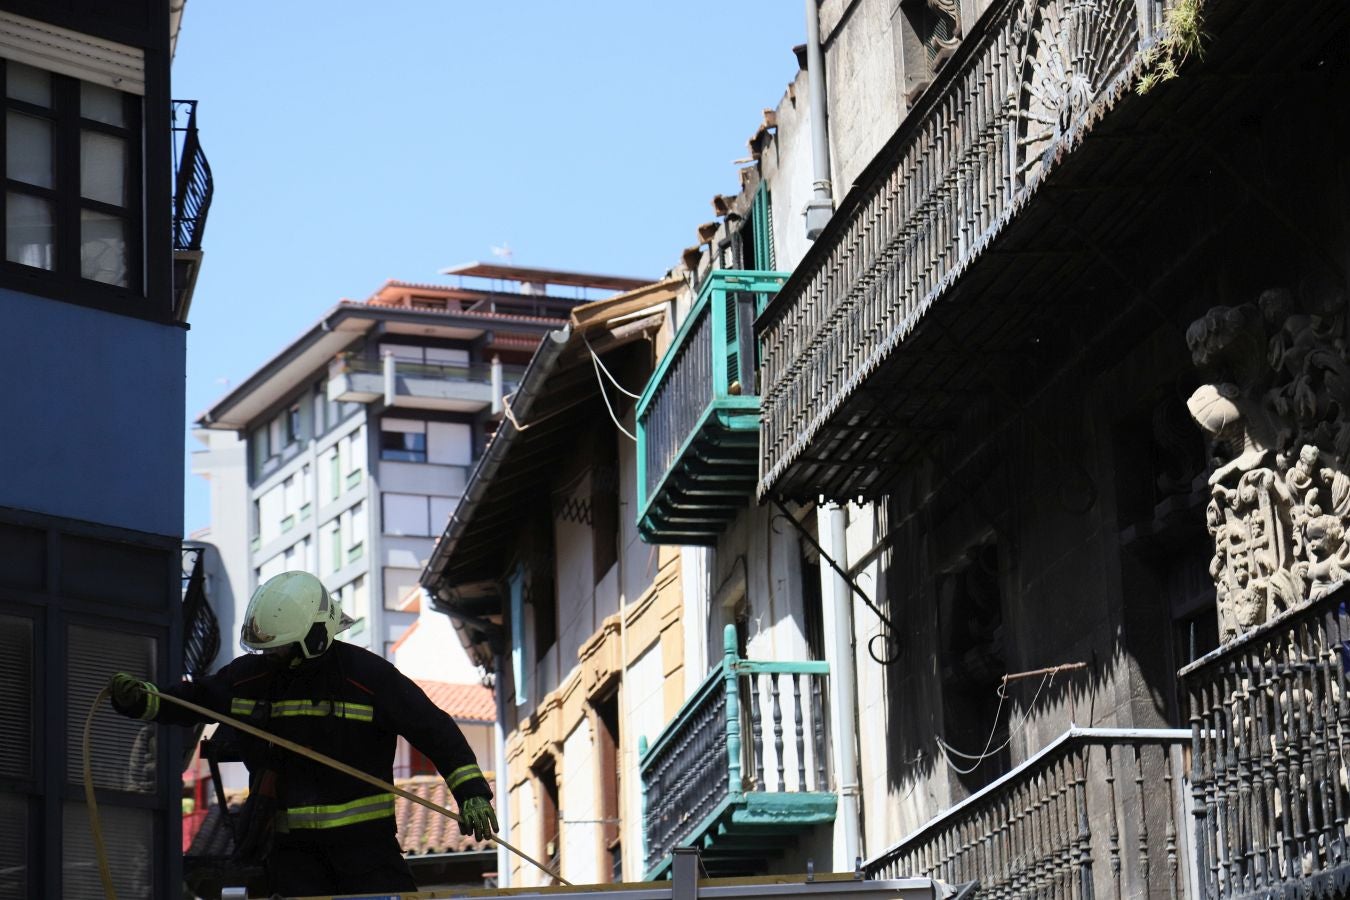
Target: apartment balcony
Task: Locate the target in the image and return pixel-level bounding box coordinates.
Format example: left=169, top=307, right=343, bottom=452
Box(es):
left=327, top=353, right=526, bottom=413
left=639, top=626, right=834, bottom=880
left=171, top=100, right=213, bottom=322
left=636, top=270, right=788, bottom=545
left=1180, top=586, right=1350, bottom=899
left=756, top=0, right=1181, bottom=502
left=866, top=728, right=1193, bottom=899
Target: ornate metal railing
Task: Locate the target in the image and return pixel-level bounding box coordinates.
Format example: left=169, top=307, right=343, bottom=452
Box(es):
left=1180, top=588, right=1350, bottom=898
left=757, top=0, right=1172, bottom=498
left=180, top=547, right=220, bottom=681
left=639, top=625, right=831, bottom=877
left=867, top=728, right=1191, bottom=899
left=171, top=100, right=212, bottom=253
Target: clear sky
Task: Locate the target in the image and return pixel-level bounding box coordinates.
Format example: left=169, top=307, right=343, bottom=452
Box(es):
left=174, top=1, right=807, bottom=536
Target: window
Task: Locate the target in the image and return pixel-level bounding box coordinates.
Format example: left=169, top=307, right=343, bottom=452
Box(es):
left=2, top=60, right=141, bottom=294
left=383, top=493, right=430, bottom=537
left=381, top=424, right=427, bottom=463
left=285, top=404, right=301, bottom=445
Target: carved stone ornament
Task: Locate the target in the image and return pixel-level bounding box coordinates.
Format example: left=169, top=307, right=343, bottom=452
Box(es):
left=1187, top=282, right=1350, bottom=642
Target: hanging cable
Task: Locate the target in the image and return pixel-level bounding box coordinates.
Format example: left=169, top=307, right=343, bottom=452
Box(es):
left=582, top=332, right=642, bottom=399
left=934, top=671, right=1054, bottom=776
left=589, top=348, right=637, bottom=442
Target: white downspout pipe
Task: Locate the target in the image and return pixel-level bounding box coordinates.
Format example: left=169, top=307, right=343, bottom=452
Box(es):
left=827, top=504, right=861, bottom=868
left=804, top=0, right=835, bottom=239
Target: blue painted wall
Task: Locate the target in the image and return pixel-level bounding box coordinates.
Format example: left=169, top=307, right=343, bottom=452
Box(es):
left=1, top=288, right=185, bottom=537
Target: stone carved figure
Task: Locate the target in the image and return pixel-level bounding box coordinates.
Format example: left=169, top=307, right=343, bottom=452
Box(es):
left=1188, top=282, right=1350, bottom=641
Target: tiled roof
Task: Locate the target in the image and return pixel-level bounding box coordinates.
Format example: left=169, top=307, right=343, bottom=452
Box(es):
left=395, top=775, right=495, bottom=856
left=416, top=680, right=495, bottom=723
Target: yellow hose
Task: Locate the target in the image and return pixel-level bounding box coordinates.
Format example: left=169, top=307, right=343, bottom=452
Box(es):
left=82, top=685, right=119, bottom=900
left=84, top=685, right=570, bottom=900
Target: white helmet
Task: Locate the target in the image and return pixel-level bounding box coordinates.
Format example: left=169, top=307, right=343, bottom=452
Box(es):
left=240, top=571, right=354, bottom=659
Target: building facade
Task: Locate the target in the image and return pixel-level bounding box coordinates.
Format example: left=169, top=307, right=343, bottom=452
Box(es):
left=193, top=267, right=649, bottom=660
left=0, top=1, right=212, bottom=896
left=428, top=1, right=1350, bottom=897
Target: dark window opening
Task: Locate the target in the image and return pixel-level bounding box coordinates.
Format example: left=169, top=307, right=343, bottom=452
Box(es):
left=592, top=432, right=620, bottom=583
left=937, top=539, right=1008, bottom=794
left=800, top=548, right=827, bottom=662
left=533, top=757, right=561, bottom=883
left=380, top=430, right=426, bottom=463
left=595, top=694, right=621, bottom=882
left=285, top=404, right=301, bottom=445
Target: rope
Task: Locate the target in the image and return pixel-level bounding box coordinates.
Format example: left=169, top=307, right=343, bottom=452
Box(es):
left=582, top=333, right=642, bottom=399
left=83, top=687, right=570, bottom=899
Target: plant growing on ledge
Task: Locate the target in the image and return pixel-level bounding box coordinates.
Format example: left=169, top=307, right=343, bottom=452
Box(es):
left=1137, top=0, right=1206, bottom=94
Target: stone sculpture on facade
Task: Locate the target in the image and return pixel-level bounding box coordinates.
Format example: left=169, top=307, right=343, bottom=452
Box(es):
left=1187, top=283, right=1350, bottom=641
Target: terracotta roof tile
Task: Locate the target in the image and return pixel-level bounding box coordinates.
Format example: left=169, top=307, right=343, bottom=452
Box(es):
left=395, top=775, right=495, bottom=856
left=415, top=680, right=495, bottom=723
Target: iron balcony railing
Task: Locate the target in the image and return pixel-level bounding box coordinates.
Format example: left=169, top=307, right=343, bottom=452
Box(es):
left=756, top=0, right=1174, bottom=499
left=639, top=625, right=833, bottom=879
left=171, top=100, right=212, bottom=253
left=1179, top=587, right=1350, bottom=899
left=866, top=728, right=1193, bottom=899
left=635, top=270, right=787, bottom=544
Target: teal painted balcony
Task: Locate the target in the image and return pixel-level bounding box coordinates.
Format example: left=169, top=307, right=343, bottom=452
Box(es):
left=636, top=270, right=788, bottom=545
left=639, top=626, right=835, bottom=880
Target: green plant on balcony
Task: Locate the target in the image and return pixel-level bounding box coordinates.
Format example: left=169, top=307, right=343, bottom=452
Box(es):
left=635, top=270, right=788, bottom=545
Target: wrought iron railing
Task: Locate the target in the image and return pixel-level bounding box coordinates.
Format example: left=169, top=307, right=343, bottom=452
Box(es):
left=757, top=0, right=1173, bottom=497
left=866, top=728, right=1191, bottom=899
left=171, top=100, right=212, bottom=253
left=1180, top=588, right=1350, bottom=899
left=180, top=547, right=220, bottom=681
left=639, top=625, right=831, bottom=877
left=636, top=269, right=786, bottom=517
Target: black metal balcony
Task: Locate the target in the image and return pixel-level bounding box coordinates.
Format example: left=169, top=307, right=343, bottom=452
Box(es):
left=639, top=626, right=835, bottom=880
left=756, top=0, right=1175, bottom=502
left=172, top=100, right=213, bottom=320
left=866, top=728, right=1192, bottom=898
left=1180, top=586, right=1350, bottom=899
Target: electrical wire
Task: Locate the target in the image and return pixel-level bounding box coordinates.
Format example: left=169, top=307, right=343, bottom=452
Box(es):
left=934, top=672, right=1054, bottom=776
left=582, top=333, right=642, bottom=399
left=589, top=348, right=638, bottom=442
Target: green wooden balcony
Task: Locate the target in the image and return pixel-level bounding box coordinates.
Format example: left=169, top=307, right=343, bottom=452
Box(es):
left=639, top=625, right=836, bottom=880
left=636, top=270, right=788, bottom=545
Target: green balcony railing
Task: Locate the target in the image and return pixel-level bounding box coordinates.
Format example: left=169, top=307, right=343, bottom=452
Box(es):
left=635, top=270, right=788, bottom=545
left=639, top=625, right=834, bottom=880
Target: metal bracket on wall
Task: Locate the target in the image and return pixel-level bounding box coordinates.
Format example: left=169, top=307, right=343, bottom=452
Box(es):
left=771, top=498, right=901, bottom=664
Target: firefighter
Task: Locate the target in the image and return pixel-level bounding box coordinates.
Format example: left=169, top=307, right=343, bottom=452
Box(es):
left=108, top=570, right=498, bottom=896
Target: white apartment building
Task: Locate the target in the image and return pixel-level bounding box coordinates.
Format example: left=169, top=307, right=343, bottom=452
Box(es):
left=192, top=265, right=648, bottom=657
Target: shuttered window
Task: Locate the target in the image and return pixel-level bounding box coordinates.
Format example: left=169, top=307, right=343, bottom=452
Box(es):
left=0, top=792, right=28, bottom=899
left=61, top=801, right=151, bottom=899
left=0, top=615, right=32, bottom=779
left=64, top=625, right=156, bottom=793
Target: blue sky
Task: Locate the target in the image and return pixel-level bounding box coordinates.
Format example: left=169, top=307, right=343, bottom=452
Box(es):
left=174, top=2, right=806, bottom=535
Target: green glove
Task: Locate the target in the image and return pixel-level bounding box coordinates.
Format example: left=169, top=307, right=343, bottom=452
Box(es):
left=459, top=796, right=498, bottom=841
left=109, top=673, right=156, bottom=720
